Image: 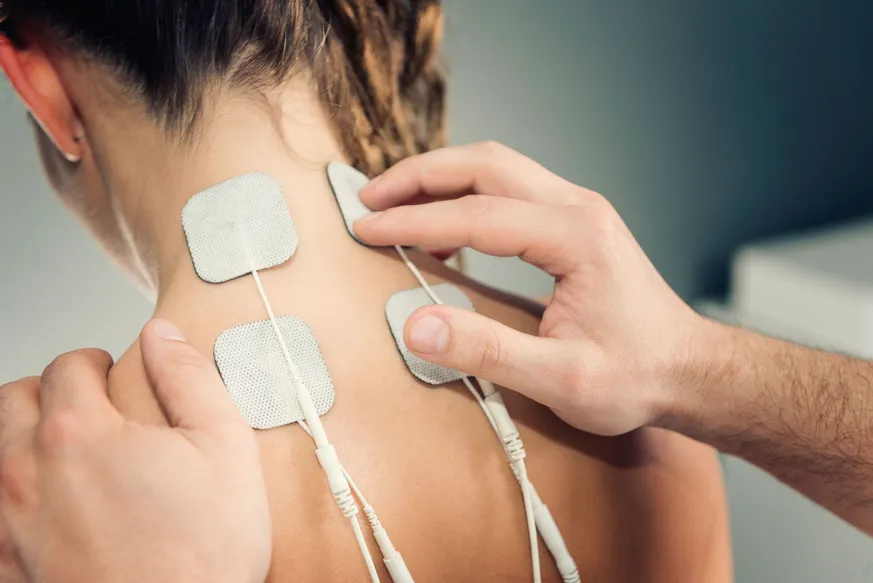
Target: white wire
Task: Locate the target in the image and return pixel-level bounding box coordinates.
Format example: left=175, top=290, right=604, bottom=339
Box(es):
left=247, top=241, right=413, bottom=580
left=298, top=416, right=394, bottom=583
left=517, top=462, right=541, bottom=583
left=298, top=421, right=371, bottom=509
left=396, top=246, right=443, bottom=305
left=249, top=266, right=330, bottom=447
left=351, top=515, right=382, bottom=582
left=242, top=239, right=548, bottom=582
left=243, top=248, right=379, bottom=582
left=462, top=377, right=540, bottom=583
left=395, top=245, right=541, bottom=583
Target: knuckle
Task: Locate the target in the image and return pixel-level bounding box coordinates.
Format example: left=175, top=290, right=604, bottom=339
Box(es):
left=459, top=194, right=494, bottom=221
left=0, top=446, right=35, bottom=504
left=0, top=376, right=38, bottom=395
left=417, top=154, right=440, bottom=186
left=568, top=185, right=605, bottom=205
left=471, top=140, right=510, bottom=159
left=565, top=183, right=602, bottom=207
left=472, top=326, right=507, bottom=377
left=38, top=411, right=86, bottom=451
left=456, top=195, right=496, bottom=248
left=583, top=191, right=615, bottom=219
left=574, top=195, right=620, bottom=245
left=0, top=378, right=38, bottom=421
left=41, top=351, right=90, bottom=384
left=592, top=193, right=618, bottom=223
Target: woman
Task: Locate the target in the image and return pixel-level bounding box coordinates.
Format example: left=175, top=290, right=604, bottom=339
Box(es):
left=0, top=1, right=731, bottom=580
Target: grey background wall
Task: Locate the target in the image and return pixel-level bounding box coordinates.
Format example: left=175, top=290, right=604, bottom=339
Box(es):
left=1, top=1, right=872, bottom=580
left=446, top=0, right=873, bottom=300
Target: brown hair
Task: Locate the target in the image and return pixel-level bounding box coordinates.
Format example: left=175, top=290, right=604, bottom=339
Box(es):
left=0, top=0, right=447, bottom=175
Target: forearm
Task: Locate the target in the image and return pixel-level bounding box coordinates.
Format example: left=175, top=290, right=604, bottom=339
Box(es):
left=664, top=320, right=873, bottom=533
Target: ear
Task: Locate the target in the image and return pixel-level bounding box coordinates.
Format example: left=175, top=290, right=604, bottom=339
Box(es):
left=0, top=35, right=85, bottom=163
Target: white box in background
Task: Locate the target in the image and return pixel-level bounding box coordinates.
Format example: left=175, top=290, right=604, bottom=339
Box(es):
left=730, top=218, right=873, bottom=359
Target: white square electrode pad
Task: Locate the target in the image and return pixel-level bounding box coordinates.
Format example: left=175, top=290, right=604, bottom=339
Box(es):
left=386, top=283, right=475, bottom=385
left=182, top=173, right=298, bottom=283
left=214, top=316, right=335, bottom=430
left=327, top=162, right=373, bottom=245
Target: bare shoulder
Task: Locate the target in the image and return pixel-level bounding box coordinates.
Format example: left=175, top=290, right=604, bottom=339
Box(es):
left=413, top=255, right=733, bottom=581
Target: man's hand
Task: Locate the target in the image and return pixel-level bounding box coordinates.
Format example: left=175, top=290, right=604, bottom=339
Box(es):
left=0, top=319, right=271, bottom=583
left=354, top=142, right=873, bottom=534
left=355, top=142, right=706, bottom=436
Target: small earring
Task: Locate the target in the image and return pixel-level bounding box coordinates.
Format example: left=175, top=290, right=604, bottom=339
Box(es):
left=65, top=133, right=85, bottom=163
left=65, top=135, right=85, bottom=163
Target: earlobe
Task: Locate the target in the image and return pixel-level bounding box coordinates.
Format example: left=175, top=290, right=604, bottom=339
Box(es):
left=0, top=35, right=85, bottom=163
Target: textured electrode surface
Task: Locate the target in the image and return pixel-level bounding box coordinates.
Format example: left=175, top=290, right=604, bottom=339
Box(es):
left=215, top=316, right=335, bottom=429
left=386, top=283, right=475, bottom=385
left=182, top=173, right=298, bottom=283
left=327, top=162, right=376, bottom=245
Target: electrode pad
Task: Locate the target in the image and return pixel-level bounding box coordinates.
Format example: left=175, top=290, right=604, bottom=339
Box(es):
left=386, top=283, right=475, bottom=385
left=182, top=173, right=298, bottom=283
left=214, top=316, right=335, bottom=429
left=326, top=162, right=373, bottom=245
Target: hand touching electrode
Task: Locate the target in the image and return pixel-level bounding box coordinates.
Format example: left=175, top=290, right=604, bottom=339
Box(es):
left=354, top=142, right=707, bottom=437
left=354, top=142, right=873, bottom=535
left=0, top=320, right=271, bottom=583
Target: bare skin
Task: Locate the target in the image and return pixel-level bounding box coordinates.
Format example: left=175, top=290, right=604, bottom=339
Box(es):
left=671, top=326, right=873, bottom=534
left=108, top=246, right=730, bottom=583
left=0, top=325, right=271, bottom=583
left=355, top=142, right=873, bottom=536
left=0, top=39, right=731, bottom=581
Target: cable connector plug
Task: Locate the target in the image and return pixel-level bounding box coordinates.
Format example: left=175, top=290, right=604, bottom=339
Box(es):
left=316, top=444, right=358, bottom=518
left=364, top=505, right=415, bottom=583
left=531, top=489, right=579, bottom=582
left=484, top=392, right=527, bottom=463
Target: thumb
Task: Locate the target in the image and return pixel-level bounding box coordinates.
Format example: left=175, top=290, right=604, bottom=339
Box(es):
left=140, top=319, right=244, bottom=432
left=404, top=306, right=573, bottom=409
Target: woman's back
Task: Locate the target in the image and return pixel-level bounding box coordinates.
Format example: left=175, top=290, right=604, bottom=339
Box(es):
left=107, top=227, right=730, bottom=582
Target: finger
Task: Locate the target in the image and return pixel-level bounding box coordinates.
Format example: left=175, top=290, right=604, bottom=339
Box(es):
left=140, top=319, right=245, bottom=433
left=39, top=349, right=117, bottom=418
left=355, top=195, right=581, bottom=276
left=360, top=142, right=584, bottom=211
left=0, top=378, right=40, bottom=446
left=404, top=306, right=574, bottom=411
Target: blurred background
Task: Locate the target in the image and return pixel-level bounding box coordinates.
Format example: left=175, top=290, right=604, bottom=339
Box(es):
left=1, top=0, right=872, bottom=580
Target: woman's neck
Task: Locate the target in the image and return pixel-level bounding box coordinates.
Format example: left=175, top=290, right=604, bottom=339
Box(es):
left=87, top=81, right=354, bottom=305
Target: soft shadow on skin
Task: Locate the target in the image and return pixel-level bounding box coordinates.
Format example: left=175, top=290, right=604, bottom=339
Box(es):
left=504, top=387, right=657, bottom=470
left=418, top=356, right=655, bottom=471
left=390, top=250, right=656, bottom=470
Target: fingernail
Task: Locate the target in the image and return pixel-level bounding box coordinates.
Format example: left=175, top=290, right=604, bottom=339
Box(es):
left=151, top=319, right=186, bottom=342
left=407, top=314, right=450, bottom=354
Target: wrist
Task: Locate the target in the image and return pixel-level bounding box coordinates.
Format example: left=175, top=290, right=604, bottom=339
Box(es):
left=655, top=316, right=741, bottom=437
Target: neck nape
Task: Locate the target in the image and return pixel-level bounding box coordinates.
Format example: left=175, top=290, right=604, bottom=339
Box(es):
left=93, top=85, right=351, bottom=302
